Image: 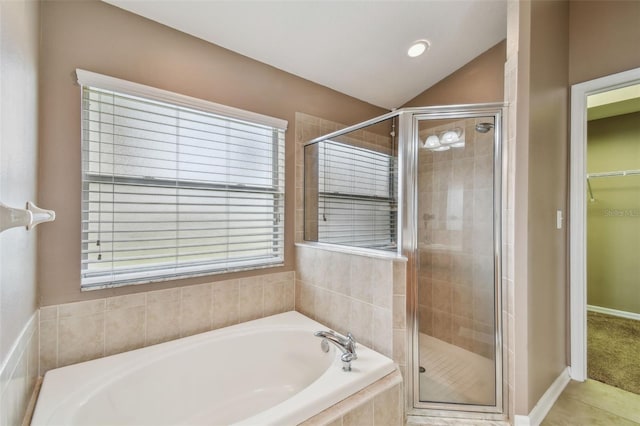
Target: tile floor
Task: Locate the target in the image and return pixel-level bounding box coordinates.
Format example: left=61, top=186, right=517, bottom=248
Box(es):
left=418, top=333, right=495, bottom=406
left=542, top=379, right=640, bottom=425
left=407, top=376, right=639, bottom=425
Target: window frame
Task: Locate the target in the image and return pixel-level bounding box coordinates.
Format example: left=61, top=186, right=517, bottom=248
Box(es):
left=77, top=70, right=287, bottom=290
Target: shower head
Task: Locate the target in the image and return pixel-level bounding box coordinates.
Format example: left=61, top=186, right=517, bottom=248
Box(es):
left=475, top=122, right=494, bottom=133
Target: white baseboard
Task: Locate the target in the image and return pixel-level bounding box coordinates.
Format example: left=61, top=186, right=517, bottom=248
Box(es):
left=587, top=305, right=640, bottom=321
left=513, top=367, right=570, bottom=426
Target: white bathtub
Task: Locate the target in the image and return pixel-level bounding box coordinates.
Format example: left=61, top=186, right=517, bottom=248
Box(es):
left=31, top=311, right=396, bottom=425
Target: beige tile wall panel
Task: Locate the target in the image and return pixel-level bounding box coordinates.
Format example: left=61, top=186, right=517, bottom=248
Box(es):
left=38, top=272, right=294, bottom=374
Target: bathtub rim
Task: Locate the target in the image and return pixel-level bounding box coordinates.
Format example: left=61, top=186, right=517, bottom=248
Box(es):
left=32, top=310, right=397, bottom=426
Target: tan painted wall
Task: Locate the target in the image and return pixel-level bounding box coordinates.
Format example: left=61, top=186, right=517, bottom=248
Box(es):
left=402, top=40, right=506, bottom=108
left=0, top=0, right=40, bottom=364
left=510, top=0, right=639, bottom=414
left=0, top=1, right=41, bottom=422
left=569, top=0, right=640, bottom=85
left=38, top=0, right=386, bottom=306
left=514, top=0, right=570, bottom=414
left=587, top=112, right=640, bottom=315
left=526, top=0, right=569, bottom=411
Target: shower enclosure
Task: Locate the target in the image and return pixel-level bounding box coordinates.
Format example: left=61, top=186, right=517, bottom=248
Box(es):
left=304, top=104, right=506, bottom=420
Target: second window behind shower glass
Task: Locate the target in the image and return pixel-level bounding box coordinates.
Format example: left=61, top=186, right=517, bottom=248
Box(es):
left=303, top=118, right=398, bottom=251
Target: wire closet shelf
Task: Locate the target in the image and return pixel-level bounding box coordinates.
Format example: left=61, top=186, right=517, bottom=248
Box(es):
left=586, top=168, right=640, bottom=201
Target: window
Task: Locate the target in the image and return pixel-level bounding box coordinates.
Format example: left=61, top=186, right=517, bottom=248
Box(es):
left=78, top=70, right=286, bottom=289
left=306, top=140, right=397, bottom=250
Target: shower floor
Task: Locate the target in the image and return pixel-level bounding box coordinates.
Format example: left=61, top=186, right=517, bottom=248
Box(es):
left=418, top=333, right=495, bottom=406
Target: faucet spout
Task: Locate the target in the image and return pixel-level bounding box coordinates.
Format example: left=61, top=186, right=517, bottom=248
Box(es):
left=314, top=330, right=357, bottom=371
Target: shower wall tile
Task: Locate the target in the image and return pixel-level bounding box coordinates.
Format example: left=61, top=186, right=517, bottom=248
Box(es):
left=418, top=276, right=432, bottom=306
left=417, top=117, right=501, bottom=360
left=295, top=163, right=304, bottom=189
left=419, top=307, right=433, bottom=336
left=453, top=283, right=473, bottom=319
left=432, top=310, right=453, bottom=343
left=433, top=280, right=452, bottom=313
left=38, top=271, right=294, bottom=375
left=452, top=315, right=474, bottom=352
left=453, top=158, right=475, bottom=188
left=452, top=254, right=473, bottom=285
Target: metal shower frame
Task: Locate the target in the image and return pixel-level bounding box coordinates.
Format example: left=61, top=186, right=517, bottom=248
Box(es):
left=307, top=103, right=507, bottom=421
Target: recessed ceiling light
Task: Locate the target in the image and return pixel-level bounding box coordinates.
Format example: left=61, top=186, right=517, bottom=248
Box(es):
left=407, top=40, right=430, bottom=58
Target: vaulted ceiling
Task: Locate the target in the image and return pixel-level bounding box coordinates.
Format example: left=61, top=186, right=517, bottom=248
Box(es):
left=104, top=0, right=507, bottom=109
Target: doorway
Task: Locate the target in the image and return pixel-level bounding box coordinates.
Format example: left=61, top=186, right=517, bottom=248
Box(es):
left=569, top=67, right=640, bottom=388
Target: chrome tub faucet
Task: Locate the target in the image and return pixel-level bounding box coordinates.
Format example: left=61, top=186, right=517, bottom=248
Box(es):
left=314, top=330, right=357, bottom=371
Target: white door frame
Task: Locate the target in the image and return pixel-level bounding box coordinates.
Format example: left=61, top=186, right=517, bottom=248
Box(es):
left=569, top=67, right=640, bottom=381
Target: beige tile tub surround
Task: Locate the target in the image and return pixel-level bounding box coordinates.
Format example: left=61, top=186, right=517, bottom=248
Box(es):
left=294, top=111, right=407, bottom=375
left=300, top=368, right=403, bottom=426
left=38, top=271, right=294, bottom=374
left=295, top=244, right=407, bottom=374
left=0, top=313, right=39, bottom=426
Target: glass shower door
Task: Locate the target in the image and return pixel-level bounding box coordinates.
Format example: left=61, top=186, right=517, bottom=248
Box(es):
left=410, top=112, right=502, bottom=411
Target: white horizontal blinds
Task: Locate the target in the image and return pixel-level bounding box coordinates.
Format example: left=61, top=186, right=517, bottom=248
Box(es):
left=81, top=86, right=285, bottom=288
left=318, top=141, right=397, bottom=250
